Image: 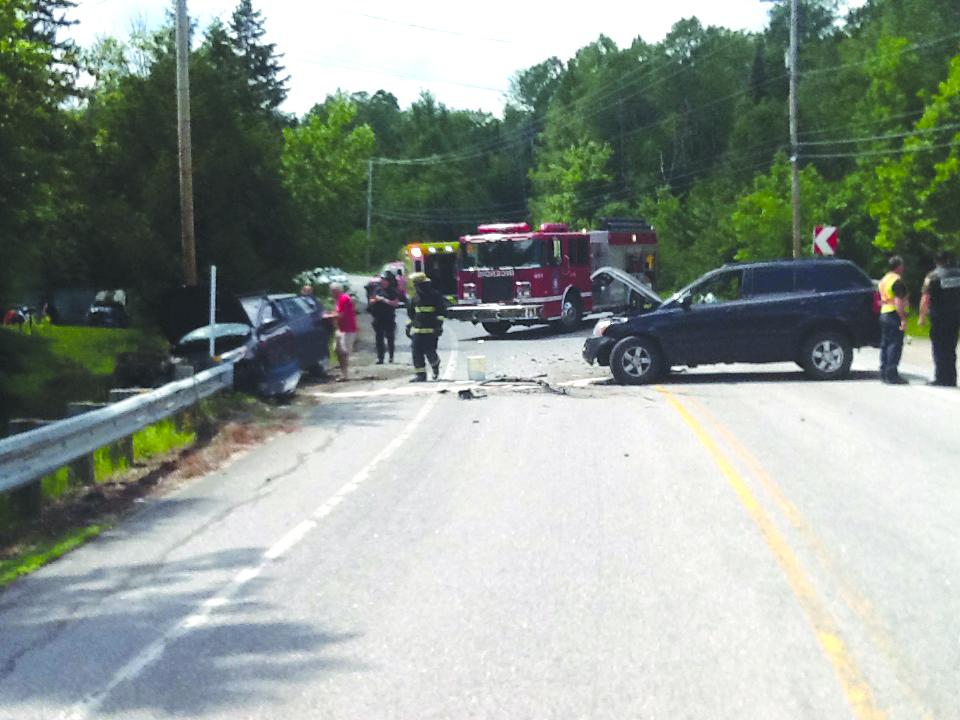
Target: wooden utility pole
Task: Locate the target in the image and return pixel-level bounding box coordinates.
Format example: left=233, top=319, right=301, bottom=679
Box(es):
left=176, top=0, right=198, bottom=285
left=365, top=158, right=374, bottom=270
left=788, top=0, right=801, bottom=259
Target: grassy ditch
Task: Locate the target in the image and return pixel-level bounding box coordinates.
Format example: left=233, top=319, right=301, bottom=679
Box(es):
left=0, top=325, right=167, bottom=429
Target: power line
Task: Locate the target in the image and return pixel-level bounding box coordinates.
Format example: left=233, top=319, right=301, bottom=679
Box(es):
left=290, top=55, right=508, bottom=94
left=797, top=108, right=927, bottom=138
left=335, top=9, right=514, bottom=45
left=802, top=29, right=960, bottom=79
left=799, top=122, right=960, bottom=147
left=802, top=140, right=960, bottom=159
left=370, top=41, right=740, bottom=167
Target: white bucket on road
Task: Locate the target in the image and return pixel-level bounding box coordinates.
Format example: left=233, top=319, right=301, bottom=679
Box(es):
left=467, top=356, right=487, bottom=381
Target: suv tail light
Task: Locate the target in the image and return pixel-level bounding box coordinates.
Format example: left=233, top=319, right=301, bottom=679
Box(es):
left=871, top=290, right=882, bottom=315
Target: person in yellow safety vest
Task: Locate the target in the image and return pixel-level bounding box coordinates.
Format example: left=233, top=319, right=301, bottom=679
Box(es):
left=407, top=272, right=447, bottom=382
left=878, top=255, right=910, bottom=385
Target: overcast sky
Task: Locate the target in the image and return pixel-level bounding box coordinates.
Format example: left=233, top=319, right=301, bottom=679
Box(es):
left=67, top=0, right=865, bottom=116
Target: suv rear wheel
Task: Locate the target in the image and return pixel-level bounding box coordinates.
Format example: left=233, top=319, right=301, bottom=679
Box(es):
left=610, top=336, right=664, bottom=385
left=800, top=331, right=853, bottom=380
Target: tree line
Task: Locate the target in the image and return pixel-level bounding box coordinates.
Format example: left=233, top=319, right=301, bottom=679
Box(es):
left=2, top=0, right=958, bottom=323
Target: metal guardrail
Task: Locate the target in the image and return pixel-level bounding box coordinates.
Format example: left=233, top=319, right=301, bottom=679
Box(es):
left=0, top=363, right=235, bottom=493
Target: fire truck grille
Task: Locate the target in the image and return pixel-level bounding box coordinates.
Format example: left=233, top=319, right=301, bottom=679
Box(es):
left=481, top=276, right=514, bottom=304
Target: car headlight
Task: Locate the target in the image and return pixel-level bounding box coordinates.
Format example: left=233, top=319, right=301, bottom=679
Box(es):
left=593, top=318, right=625, bottom=337
left=462, top=283, right=477, bottom=303
left=515, top=281, right=531, bottom=300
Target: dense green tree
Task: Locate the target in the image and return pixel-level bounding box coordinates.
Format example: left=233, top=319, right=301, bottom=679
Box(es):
left=0, top=0, right=79, bottom=300
left=281, top=96, right=375, bottom=267
left=228, top=0, right=288, bottom=112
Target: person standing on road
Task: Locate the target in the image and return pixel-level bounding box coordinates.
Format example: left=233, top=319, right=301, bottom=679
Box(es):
left=878, top=255, right=910, bottom=385
left=918, top=251, right=960, bottom=387
left=369, top=271, right=402, bottom=364
left=325, top=283, right=357, bottom=382
left=407, top=272, right=446, bottom=382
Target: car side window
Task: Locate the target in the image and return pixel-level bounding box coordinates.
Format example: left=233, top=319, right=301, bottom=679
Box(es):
left=693, top=271, right=743, bottom=305
left=749, top=267, right=794, bottom=296
left=260, top=301, right=280, bottom=326
left=280, top=298, right=307, bottom=319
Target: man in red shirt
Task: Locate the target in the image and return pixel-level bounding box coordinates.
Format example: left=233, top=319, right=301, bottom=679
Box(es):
left=326, top=283, right=358, bottom=381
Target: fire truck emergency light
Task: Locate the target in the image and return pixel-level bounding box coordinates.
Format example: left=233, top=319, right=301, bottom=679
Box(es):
left=410, top=246, right=423, bottom=258
left=477, top=223, right=530, bottom=234
left=428, top=247, right=438, bottom=254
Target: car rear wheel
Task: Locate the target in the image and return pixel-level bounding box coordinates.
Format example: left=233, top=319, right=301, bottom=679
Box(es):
left=610, top=336, right=664, bottom=385
left=800, top=331, right=853, bottom=380
left=482, top=321, right=511, bottom=336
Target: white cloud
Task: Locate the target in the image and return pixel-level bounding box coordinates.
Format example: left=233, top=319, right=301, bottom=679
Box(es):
left=66, top=0, right=865, bottom=116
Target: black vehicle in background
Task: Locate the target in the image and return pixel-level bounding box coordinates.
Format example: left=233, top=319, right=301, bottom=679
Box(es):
left=86, top=290, right=130, bottom=328
left=584, top=259, right=881, bottom=384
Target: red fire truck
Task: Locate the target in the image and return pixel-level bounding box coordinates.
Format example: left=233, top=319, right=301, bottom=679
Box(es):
left=446, top=218, right=659, bottom=335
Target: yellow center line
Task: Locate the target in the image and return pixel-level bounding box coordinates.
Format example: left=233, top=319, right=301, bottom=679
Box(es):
left=682, top=394, right=935, bottom=720
left=655, top=385, right=887, bottom=720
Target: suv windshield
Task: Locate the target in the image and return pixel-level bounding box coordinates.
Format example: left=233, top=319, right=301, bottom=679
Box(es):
left=461, top=239, right=543, bottom=269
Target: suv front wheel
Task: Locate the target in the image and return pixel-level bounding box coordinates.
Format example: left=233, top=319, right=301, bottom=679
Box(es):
left=610, top=336, right=665, bottom=385
left=800, top=331, right=853, bottom=380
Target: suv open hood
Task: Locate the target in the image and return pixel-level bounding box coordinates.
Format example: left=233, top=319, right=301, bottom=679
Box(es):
left=158, top=286, right=253, bottom=344
left=590, top=266, right=662, bottom=306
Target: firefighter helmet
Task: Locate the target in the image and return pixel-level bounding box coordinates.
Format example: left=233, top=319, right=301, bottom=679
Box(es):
left=409, top=272, right=429, bottom=284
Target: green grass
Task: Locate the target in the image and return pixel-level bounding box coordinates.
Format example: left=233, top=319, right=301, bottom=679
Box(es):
left=0, top=325, right=166, bottom=427
left=905, top=315, right=930, bottom=339
left=133, top=419, right=196, bottom=462
left=0, top=524, right=106, bottom=588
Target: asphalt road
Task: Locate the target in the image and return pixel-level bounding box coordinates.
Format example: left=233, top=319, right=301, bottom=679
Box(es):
left=1, top=316, right=958, bottom=720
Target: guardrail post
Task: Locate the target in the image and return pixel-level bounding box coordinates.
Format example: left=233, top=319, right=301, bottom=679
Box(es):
left=7, top=419, right=49, bottom=519
left=109, top=389, right=148, bottom=467
left=172, top=365, right=196, bottom=432
left=66, top=403, right=107, bottom=486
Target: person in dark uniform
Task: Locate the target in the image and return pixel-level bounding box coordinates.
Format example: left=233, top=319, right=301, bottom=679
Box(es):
left=407, top=272, right=446, bottom=382
left=919, top=251, right=960, bottom=387
left=368, top=271, right=402, bottom=364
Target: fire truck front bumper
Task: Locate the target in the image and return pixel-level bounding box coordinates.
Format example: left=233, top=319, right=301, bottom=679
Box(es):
left=446, top=304, right=543, bottom=323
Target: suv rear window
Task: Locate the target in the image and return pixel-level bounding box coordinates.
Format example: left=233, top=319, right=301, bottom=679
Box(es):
left=796, top=264, right=871, bottom=293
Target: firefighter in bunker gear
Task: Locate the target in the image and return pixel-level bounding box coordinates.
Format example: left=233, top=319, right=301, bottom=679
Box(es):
left=407, top=272, right=447, bottom=382
left=919, top=251, right=960, bottom=387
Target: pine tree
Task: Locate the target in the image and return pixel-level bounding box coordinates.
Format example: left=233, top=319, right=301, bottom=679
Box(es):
left=228, top=0, right=288, bottom=111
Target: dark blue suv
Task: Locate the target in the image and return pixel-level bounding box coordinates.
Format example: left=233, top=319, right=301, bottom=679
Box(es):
left=583, top=259, right=881, bottom=384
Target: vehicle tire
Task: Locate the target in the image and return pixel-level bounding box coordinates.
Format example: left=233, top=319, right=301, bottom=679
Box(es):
left=800, top=331, right=853, bottom=380
left=557, top=294, right=582, bottom=333
left=482, top=321, right=512, bottom=336
left=610, top=336, right=664, bottom=385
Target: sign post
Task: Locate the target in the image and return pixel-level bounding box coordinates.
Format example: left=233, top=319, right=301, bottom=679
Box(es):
left=208, top=265, right=217, bottom=359
left=813, top=226, right=838, bottom=256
